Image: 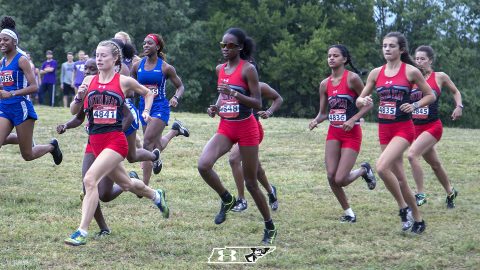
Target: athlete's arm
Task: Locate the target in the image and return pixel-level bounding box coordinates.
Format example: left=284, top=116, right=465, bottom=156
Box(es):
left=219, top=62, right=261, bottom=109
left=57, top=110, right=86, bottom=134
left=119, top=63, right=130, bottom=76
left=257, top=82, right=283, bottom=119
left=400, top=65, right=435, bottom=113
left=356, top=68, right=379, bottom=108
left=164, top=63, right=184, bottom=108
left=309, top=79, right=329, bottom=130
left=70, top=75, right=93, bottom=115
left=121, top=76, right=153, bottom=123
left=7, top=56, right=38, bottom=97
left=346, top=72, right=373, bottom=130
left=438, top=72, right=463, bottom=120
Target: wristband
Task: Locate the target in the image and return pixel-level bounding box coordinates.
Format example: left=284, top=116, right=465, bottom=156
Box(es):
left=173, top=95, right=179, bottom=100
left=143, top=109, right=151, bottom=113
left=457, top=104, right=464, bottom=109
left=266, top=110, right=273, bottom=116
left=10, top=91, right=16, bottom=97
left=74, top=96, right=82, bottom=104
left=412, top=102, right=419, bottom=109
left=233, top=91, right=238, bottom=98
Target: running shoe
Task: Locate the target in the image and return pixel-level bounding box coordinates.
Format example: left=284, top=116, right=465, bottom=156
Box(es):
left=50, top=138, right=63, bottom=165
left=411, top=220, right=426, bottom=234
left=214, top=195, right=236, bottom=225
left=231, top=198, right=248, bottom=212
left=415, top=193, right=427, bottom=206
left=360, top=162, right=376, bottom=190
left=446, top=188, right=458, bottom=209
left=268, top=185, right=279, bottom=211
left=94, top=229, right=111, bottom=239
left=261, top=228, right=277, bottom=245
left=129, top=171, right=144, bottom=198
left=172, top=120, right=190, bottom=137
left=399, top=207, right=414, bottom=231
left=152, top=148, right=162, bottom=175
left=64, top=230, right=87, bottom=246
left=155, top=189, right=169, bottom=219
left=340, top=215, right=357, bottom=223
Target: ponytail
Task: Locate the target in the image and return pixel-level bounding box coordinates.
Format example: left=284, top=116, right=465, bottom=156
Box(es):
left=225, top=28, right=255, bottom=60
left=328, top=44, right=361, bottom=74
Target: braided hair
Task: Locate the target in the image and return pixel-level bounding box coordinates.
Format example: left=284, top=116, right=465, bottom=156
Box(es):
left=98, top=40, right=123, bottom=72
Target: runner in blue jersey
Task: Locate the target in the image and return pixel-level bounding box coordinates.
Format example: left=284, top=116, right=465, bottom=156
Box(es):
left=131, top=33, right=189, bottom=185
left=0, top=16, right=62, bottom=165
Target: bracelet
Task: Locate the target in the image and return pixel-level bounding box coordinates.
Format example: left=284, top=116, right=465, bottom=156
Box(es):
left=74, top=96, right=82, bottom=104
left=266, top=110, right=273, bottom=116
left=143, top=109, right=151, bottom=113
left=10, top=91, right=16, bottom=97
left=233, top=91, right=238, bottom=98
left=457, top=104, right=464, bottom=109
left=173, top=95, right=179, bottom=100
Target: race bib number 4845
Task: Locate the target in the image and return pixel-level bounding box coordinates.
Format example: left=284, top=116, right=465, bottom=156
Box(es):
left=412, top=107, right=429, bottom=119
left=144, top=84, right=159, bottom=96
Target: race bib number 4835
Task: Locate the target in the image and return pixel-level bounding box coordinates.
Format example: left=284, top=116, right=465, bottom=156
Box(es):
left=378, top=101, right=396, bottom=120
left=93, top=105, right=117, bottom=124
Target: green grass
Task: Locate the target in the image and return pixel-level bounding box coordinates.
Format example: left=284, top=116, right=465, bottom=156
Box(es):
left=1, top=106, right=479, bottom=269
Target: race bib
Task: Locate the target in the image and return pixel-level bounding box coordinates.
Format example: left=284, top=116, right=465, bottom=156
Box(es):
left=144, top=84, right=159, bottom=96
left=378, top=101, right=396, bottom=120
left=0, top=70, right=14, bottom=87
left=329, top=109, right=346, bottom=125
left=219, top=99, right=240, bottom=119
left=93, top=104, right=117, bottom=124
left=412, top=107, right=429, bottom=119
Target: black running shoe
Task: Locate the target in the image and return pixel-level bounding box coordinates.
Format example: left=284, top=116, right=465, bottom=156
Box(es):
left=50, top=138, right=63, bottom=165
left=415, top=193, right=427, bottom=206
left=261, top=228, right=277, bottom=245
left=399, top=207, right=413, bottom=231
left=94, top=229, right=111, bottom=239
left=172, top=120, right=190, bottom=137
left=268, top=185, right=278, bottom=211
left=360, top=162, right=376, bottom=190
left=340, top=215, right=357, bottom=223
left=411, top=220, right=426, bottom=234
left=446, top=188, right=458, bottom=209
left=231, top=198, right=247, bottom=212
left=214, top=196, right=236, bottom=225
left=152, top=148, right=162, bottom=175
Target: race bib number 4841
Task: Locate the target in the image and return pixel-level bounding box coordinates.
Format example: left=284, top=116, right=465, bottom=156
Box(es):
left=93, top=105, right=117, bottom=124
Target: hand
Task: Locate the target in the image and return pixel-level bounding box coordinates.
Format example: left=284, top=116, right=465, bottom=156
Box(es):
left=258, top=110, right=272, bottom=119
left=356, top=95, right=373, bottom=107
left=217, top=83, right=234, bottom=96
left=451, top=107, right=463, bottom=120
left=207, top=105, right=218, bottom=118
left=76, top=84, right=88, bottom=99
left=0, top=90, right=10, bottom=99
left=309, top=119, right=319, bottom=130
left=400, top=103, right=415, bottom=113
left=56, top=124, right=67, bottom=134
left=342, top=119, right=355, bottom=131
left=142, top=111, right=151, bottom=123
left=169, top=96, right=178, bottom=107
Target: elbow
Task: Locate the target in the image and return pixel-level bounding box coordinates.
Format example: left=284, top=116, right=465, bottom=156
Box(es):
left=253, top=100, right=262, bottom=110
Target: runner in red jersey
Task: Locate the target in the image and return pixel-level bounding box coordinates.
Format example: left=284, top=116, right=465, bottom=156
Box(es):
left=408, top=45, right=462, bottom=208
left=356, top=32, right=435, bottom=234
left=309, top=45, right=377, bottom=223
left=198, top=28, right=276, bottom=244
left=64, top=40, right=169, bottom=246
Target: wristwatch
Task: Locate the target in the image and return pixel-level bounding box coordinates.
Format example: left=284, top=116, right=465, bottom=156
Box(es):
left=10, top=91, right=16, bottom=97
left=412, top=102, right=419, bottom=109
left=457, top=104, right=464, bottom=109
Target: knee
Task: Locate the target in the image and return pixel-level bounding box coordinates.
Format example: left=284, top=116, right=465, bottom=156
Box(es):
left=334, top=175, right=346, bottom=187
left=21, top=151, right=35, bottom=161
left=245, top=181, right=259, bottom=193
left=126, top=154, right=136, bottom=163
left=326, top=173, right=335, bottom=185
left=117, top=181, right=133, bottom=192
left=143, top=137, right=155, bottom=150
left=376, top=160, right=389, bottom=177
left=83, top=175, right=97, bottom=191
left=228, top=155, right=241, bottom=167
left=407, top=150, right=419, bottom=164
left=197, top=159, right=213, bottom=175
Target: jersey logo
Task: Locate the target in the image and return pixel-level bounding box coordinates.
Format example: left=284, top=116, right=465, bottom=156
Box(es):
left=385, top=81, right=393, bottom=85
left=153, top=69, right=161, bottom=72
left=333, top=89, right=338, bottom=94
left=98, top=85, right=106, bottom=89
left=138, top=68, right=142, bottom=72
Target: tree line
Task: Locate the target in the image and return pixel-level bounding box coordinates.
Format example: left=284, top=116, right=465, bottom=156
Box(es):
left=2, top=0, right=479, bottom=127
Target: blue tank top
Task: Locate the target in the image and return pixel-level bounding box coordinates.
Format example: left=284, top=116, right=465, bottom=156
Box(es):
left=1, top=53, right=28, bottom=104
left=137, top=57, right=167, bottom=103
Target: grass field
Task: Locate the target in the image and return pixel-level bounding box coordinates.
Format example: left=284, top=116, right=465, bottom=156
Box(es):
left=1, top=106, right=479, bottom=269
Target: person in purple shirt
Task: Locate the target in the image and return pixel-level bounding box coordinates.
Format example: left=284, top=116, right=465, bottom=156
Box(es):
left=72, top=50, right=86, bottom=92
left=38, top=50, right=57, bottom=106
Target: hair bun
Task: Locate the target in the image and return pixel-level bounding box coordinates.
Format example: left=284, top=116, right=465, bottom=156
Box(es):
left=1, top=16, right=16, bottom=30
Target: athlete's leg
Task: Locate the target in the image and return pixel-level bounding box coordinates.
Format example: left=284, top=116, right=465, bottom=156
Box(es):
left=325, top=140, right=349, bottom=210
left=257, top=162, right=273, bottom=194
left=158, top=130, right=178, bottom=151
left=407, top=131, right=438, bottom=194
left=228, top=144, right=245, bottom=199
left=126, top=131, right=156, bottom=163
left=2, top=133, right=18, bottom=145
left=422, top=146, right=453, bottom=194
left=15, top=119, right=53, bottom=161
left=142, top=118, right=166, bottom=184
left=0, top=118, right=14, bottom=147
left=391, top=155, right=422, bottom=222
left=198, top=134, right=234, bottom=195
left=376, top=138, right=410, bottom=209
left=334, top=148, right=363, bottom=187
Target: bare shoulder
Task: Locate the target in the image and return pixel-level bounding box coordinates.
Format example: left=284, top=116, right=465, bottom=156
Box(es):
left=320, top=78, right=329, bottom=88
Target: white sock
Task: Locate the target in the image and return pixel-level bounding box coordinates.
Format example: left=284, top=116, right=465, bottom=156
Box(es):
left=77, top=228, right=88, bottom=236
left=344, top=208, right=355, bottom=217
left=152, top=190, right=161, bottom=204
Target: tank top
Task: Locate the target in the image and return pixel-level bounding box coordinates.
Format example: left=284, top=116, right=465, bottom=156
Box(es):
left=375, top=62, right=413, bottom=123
left=410, top=72, right=440, bottom=125
left=217, top=60, right=252, bottom=120
left=326, top=70, right=359, bottom=127
left=84, top=73, right=125, bottom=135
left=0, top=53, right=28, bottom=104
left=137, top=57, right=167, bottom=103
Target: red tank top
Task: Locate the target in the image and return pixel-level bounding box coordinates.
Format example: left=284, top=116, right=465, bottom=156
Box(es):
left=410, top=71, right=441, bottom=124
left=326, top=70, right=359, bottom=126
left=84, top=73, right=125, bottom=134
left=375, top=62, right=413, bottom=123
left=217, top=60, right=252, bottom=120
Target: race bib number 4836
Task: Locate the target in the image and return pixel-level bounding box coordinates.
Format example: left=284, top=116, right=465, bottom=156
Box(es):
left=93, top=105, right=117, bottom=124
left=329, top=109, right=346, bottom=125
